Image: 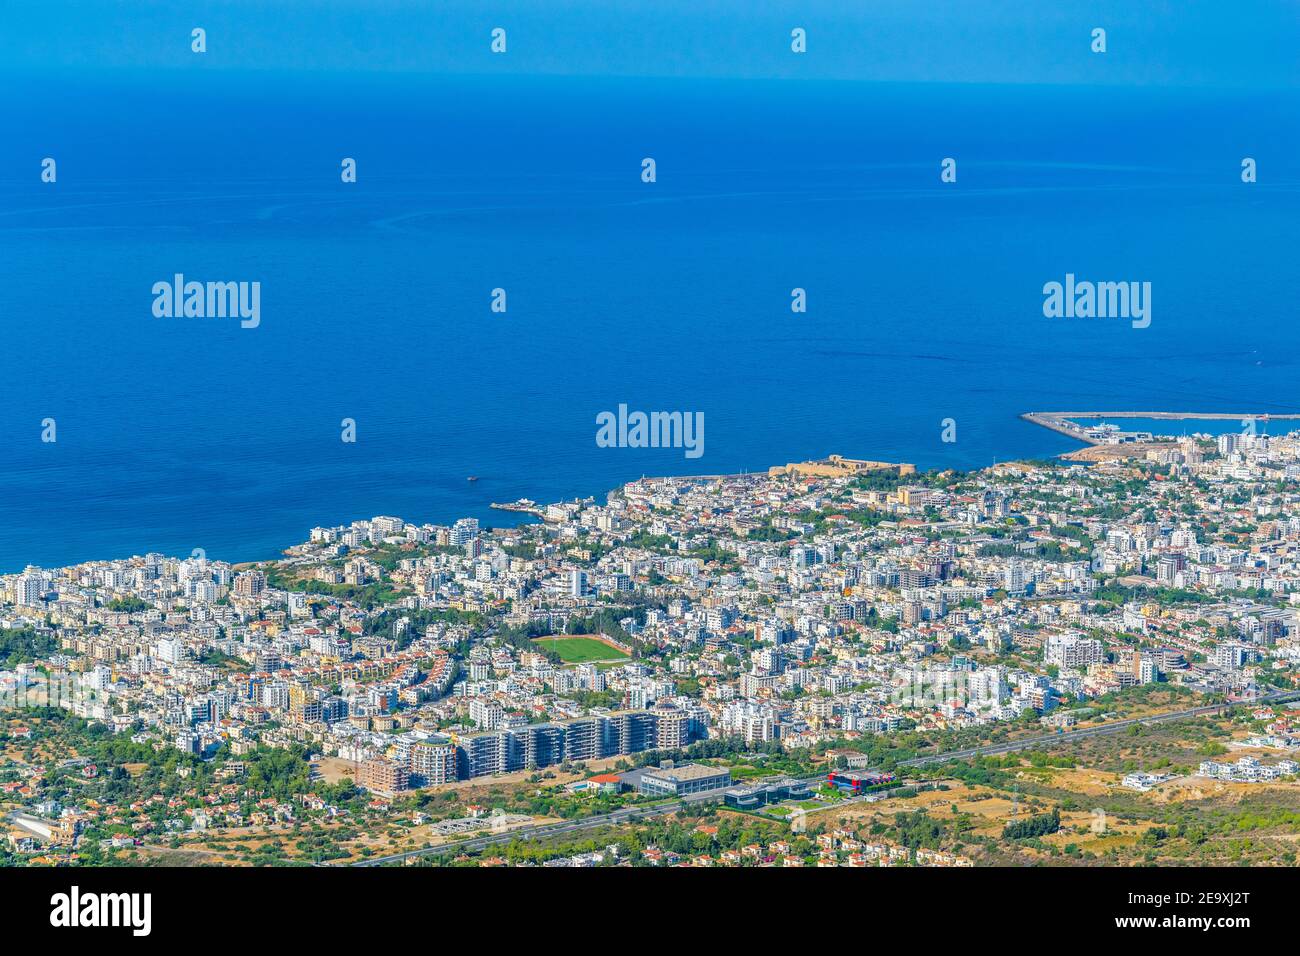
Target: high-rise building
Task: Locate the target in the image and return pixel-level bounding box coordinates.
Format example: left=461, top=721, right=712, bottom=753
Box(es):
left=14, top=570, right=46, bottom=607
left=653, top=706, right=690, bottom=749
left=233, top=570, right=266, bottom=598
left=569, top=570, right=588, bottom=597
left=409, top=741, right=457, bottom=786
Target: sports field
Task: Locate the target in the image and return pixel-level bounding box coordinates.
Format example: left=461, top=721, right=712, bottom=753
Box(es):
left=533, top=635, right=630, bottom=663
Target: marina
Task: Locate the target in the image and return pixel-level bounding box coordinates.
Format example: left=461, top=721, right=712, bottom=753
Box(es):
left=489, top=499, right=544, bottom=517
left=1023, top=411, right=1300, bottom=446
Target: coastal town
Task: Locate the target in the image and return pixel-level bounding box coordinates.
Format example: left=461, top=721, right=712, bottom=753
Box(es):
left=6, top=424, right=1300, bottom=867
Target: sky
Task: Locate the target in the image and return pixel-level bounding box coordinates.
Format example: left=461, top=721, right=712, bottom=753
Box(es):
left=0, top=0, right=1296, bottom=87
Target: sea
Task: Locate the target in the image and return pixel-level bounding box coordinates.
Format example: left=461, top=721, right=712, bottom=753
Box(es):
left=1, top=71, right=1297, bottom=571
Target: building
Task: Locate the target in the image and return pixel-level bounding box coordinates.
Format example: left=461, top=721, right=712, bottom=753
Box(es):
left=723, top=777, right=813, bottom=809
left=604, top=710, right=657, bottom=756
left=768, top=455, right=915, bottom=479
left=449, top=709, right=681, bottom=781
left=827, top=769, right=896, bottom=795
left=636, top=763, right=733, bottom=798
left=653, top=706, right=690, bottom=749
left=409, top=741, right=458, bottom=787
left=358, top=758, right=409, bottom=794
left=469, top=698, right=504, bottom=730
left=233, top=570, right=266, bottom=598
left=569, top=570, right=587, bottom=597
left=1044, top=634, right=1105, bottom=670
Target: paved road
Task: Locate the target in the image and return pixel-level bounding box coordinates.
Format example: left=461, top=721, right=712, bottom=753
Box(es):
left=353, top=689, right=1300, bottom=866
left=901, top=689, right=1300, bottom=767
left=353, top=787, right=729, bottom=866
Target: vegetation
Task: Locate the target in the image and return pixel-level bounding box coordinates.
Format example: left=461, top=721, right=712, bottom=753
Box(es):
left=0, top=627, right=57, bottom=667
left=105, top=596, right=151, bottom=613
left=1002, top=808, right=1060, bottom=840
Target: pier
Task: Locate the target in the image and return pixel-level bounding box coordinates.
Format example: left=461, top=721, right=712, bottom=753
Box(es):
left=1023, top=410, right=1300, bottom=445
left=489, top=500, right=544, bottom=518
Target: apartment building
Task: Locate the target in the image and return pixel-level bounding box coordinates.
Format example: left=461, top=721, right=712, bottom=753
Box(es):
left=409, top=740, right=457, bottom=787
left=358, top=757, right=409, bottom=794
left=450, top=709, right=682, bottom=781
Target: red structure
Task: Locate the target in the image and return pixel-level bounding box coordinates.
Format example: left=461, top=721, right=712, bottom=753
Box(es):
left=827, top=769, right=895, bottom=794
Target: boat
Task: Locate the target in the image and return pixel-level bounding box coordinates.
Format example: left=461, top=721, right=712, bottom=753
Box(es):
left=466, top=476, right=479, bottom=482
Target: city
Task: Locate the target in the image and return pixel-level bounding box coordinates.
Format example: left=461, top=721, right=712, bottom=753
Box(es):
left=3, top=0, right=1294, bottom=941
left=5, top=426, right=1300, bottom=870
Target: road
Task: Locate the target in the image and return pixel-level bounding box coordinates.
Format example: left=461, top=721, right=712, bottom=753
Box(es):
left=352, top=689, right=1300, bottom=866
left=352, top=787, right=728, bottom=866
left=901, top=689, right=1300, bottom=767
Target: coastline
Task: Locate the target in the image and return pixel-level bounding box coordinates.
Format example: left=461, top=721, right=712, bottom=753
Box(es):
left=9, top=409, right=1297, bottom=575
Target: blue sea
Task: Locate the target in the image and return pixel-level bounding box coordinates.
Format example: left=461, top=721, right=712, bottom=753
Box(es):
left=1, top=72, right=1298, bottom=572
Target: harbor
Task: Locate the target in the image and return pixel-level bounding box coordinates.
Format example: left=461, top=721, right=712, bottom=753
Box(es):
left=488, top=499, right=544, bottom=518
left=1023, top=410, right=1300, bottom=446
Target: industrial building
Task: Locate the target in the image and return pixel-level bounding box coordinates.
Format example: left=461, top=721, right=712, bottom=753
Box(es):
left=635, top=763, right=733, bottom=798
left=826, top=769, right=896, bottom=795
left=723, top=777, right=814, bottom=809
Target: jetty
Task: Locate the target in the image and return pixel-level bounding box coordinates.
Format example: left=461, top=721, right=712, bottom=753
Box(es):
left=489, top=499, right=544, bottom=518
left=1023, top=410, right=1300, bottom=446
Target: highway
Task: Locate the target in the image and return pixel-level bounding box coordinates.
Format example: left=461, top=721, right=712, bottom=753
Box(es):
left=353, top=787, right=727, bottom=866
left=352, top=689, right=1300, bottom=866
left=901, top=688, right=1300, bottom=767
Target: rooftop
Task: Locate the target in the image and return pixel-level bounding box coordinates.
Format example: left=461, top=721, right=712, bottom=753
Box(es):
left=641, top=763, right=730, bottom=783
